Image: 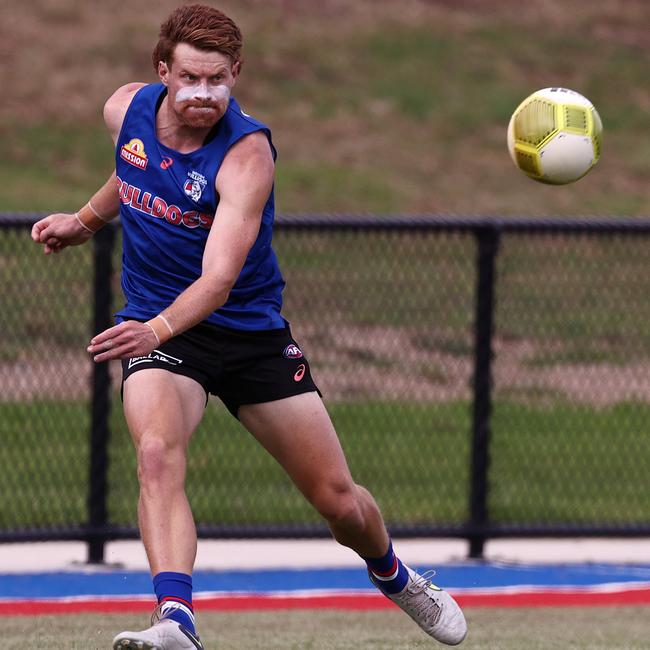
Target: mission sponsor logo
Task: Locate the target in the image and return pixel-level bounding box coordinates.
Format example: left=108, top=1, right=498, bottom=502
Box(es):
left=120, top=138, right=148, bottom=170
left=116, top=176, right=214, bottom=230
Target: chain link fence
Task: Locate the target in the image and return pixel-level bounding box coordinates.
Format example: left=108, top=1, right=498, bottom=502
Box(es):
left=491, top=229, right=650, bottom=532
left=1, top=214, right=650, bottom=560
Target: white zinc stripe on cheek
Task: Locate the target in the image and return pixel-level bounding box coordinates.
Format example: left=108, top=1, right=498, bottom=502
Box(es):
left=371, top=566, right=400, bottom=582
left=175, top=83, right=231, bottom=104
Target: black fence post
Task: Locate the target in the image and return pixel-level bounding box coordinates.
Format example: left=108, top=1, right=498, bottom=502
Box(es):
left=468, top=226, right=499, bottom=559
left=87, top=224, right=115, bottom=563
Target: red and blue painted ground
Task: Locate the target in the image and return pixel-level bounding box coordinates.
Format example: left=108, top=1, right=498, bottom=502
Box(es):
left=2, top=563, right=649, bottom=615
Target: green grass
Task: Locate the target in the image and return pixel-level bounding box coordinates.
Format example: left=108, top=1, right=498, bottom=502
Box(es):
left=0, top=124, right=114, bottom=212
left=2, top=399, right=650, bottom=529
left=496, top=235, right=650, bottom=350
left=0, top=401, right=90, bottom=527
left=4, top=608, right=649, bottom=649
left=275, top=162, right=407, bottom=213
left=490, top=401, right=650, bottom=522
left=2, top=1, right=649, bottom=216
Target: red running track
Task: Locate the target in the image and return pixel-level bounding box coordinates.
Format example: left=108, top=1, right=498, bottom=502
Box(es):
left=3, top=587, right=650, bottom=616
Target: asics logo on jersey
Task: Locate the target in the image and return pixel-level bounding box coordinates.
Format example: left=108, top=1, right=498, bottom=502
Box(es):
left=160, top=157, right=174, bottom=170
left=117, top=176, right=214, bottom=230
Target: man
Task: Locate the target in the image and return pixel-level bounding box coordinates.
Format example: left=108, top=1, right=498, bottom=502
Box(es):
left=32, top=5, right=467, bottom=649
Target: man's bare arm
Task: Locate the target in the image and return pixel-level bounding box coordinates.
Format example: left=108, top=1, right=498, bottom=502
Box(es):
left=30, top=173, right=121, bottom=254
left=154, top=131, right=275, bottom=333
left=88, top=131, right=275, bottom=361
left=31, top=83, right=144, bottom=254
left=104, top=82, right=147, bottom=144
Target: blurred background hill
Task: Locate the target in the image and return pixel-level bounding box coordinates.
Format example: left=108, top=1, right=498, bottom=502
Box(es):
left=1, top=0, right=648, bottom=215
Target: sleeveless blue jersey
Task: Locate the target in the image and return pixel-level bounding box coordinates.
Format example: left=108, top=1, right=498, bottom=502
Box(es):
left=114, top=83, right=286, bottom=330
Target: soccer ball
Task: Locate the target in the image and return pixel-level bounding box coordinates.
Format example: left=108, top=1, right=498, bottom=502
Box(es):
left=507, top=87, right=603, bottom=185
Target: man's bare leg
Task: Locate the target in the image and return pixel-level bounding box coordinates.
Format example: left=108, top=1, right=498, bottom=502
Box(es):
left=116, top=369, right=206, bottom=647
left=238, top=391, right=467, bottom=645
left=238, top=391, right=388, bottom=557
left=123, top=369, right=205, bottom=573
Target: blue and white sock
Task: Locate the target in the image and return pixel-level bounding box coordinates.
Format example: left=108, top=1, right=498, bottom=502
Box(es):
left=153, top=571, right=196, bottom=634
left=362, top=540, right=409, bottom=594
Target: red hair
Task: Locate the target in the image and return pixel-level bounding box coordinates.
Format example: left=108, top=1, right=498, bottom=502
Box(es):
left=152, top=4, right=243, bottom=70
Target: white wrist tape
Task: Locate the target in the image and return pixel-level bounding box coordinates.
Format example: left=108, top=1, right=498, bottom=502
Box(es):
left=75, top=212, right=95, bottom=234
left=145, top=314, right=174, bottom=344
left=144, top=322, right=161, bottom=346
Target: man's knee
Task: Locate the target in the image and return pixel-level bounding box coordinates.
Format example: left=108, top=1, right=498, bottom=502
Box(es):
left=310, top=481, right=365, bottom=527
left=136, top=434, right=185, bottom=487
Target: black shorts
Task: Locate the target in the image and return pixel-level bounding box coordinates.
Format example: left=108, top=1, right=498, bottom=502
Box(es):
left=121, top=320, right=320, bottom=417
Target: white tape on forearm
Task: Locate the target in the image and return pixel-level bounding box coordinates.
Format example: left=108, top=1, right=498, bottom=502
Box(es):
left=156, top=314, right=174, bottom=337
left=88, top=201, right=111, bottom=223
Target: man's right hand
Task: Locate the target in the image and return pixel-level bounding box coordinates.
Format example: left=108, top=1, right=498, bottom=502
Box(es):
left=31, top=213, right=94, bottom=255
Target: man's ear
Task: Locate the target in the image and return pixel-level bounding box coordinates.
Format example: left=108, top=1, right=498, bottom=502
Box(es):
left=158, top=61, right=169, bottom=86
left=232, top=60, right=241, bottom=80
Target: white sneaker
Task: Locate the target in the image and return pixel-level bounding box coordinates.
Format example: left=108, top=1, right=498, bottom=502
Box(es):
left=112, top=615, right=204, bottom=649
left=370, top=565, right=467, bottom=645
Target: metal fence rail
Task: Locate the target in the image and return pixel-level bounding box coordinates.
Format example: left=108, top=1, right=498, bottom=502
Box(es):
left=2, top=213, right=650, bottom=562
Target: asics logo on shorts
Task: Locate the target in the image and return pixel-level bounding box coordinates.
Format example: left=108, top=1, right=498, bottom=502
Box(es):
left=128, top=350, right=183, bottom=369
left=294, top=364, right=306, bottom=382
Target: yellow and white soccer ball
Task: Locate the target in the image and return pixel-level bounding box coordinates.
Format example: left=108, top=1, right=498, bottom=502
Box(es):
left=507, top=87, right=603, bottom=185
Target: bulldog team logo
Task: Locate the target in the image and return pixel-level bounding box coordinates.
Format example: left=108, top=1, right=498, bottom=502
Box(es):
left=184, top=170, right=208, bottom=202
left=120, top=138, right=148, bottom=170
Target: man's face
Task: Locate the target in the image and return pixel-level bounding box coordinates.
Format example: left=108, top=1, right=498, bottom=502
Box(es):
left=158, top=42, right=239, bottom=129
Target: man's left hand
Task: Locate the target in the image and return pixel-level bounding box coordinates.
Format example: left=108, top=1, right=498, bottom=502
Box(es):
left=88, top=321, right=159, bottom=362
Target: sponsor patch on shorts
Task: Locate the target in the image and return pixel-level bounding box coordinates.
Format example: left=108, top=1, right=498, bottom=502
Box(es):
left=283, top=344, right=303, bottom=359
left=127, top=350, right=183, bottom=369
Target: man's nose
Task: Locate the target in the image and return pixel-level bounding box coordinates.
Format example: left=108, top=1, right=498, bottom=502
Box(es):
left=192, top=82, right=210, bottom=98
